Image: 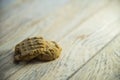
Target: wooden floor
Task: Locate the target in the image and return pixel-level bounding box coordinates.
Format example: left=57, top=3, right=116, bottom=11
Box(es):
left=0, top=0, right=120, bottom=80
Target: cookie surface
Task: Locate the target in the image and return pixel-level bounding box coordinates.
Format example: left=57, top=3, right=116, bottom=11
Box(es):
left=14, top=37, right=62, bottom=62
left=36, top=41, right=62, bottom=61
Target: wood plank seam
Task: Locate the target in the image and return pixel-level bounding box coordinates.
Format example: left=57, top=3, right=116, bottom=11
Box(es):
left=67, top=32, right=120, bottom=80
left=69, top=33, right=120, bottom=80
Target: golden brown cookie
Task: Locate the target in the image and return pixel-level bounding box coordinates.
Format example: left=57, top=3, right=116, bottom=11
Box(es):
left=36, top=41, right=62, bottom=61
left=14, top=37, right=62, bottom=63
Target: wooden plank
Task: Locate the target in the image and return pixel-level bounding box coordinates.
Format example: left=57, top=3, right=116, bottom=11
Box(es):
left=0, top=0, right=100, bottom=44
left=0, top=0, right=69, bottom=38
left=69, top=34, right=120, bottom=80
left=0, top=0, right=69, bottom=22
left=0, top=0, right=111, bottom=62
left=0, top=0, right=110, bottom=67
left=3, top=1, right=120, bottom=80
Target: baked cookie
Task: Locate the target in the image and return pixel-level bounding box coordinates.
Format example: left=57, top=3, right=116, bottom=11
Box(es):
left=14, top=37, right=62, bottom=63
left=36, top=41, right=62, bottom=61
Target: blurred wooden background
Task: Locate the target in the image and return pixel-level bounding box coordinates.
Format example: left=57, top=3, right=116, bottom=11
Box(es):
left=0, top=0, right=120, bottom=80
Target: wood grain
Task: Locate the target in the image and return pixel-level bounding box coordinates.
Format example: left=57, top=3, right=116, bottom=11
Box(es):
left=0, top=0, right=120, bottom=80
left=69, top=34, right=120, bottom=80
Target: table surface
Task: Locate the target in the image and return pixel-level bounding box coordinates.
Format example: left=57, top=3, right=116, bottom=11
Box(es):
left=0, top=0, right=120, bottom=80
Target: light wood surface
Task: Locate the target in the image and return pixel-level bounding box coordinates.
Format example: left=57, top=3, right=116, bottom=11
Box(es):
left=69, top=34, right=120, bottom=80
left=0, top=0, right=120, bottom=80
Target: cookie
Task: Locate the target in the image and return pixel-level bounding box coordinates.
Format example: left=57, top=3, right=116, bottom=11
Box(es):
left=14, top=37, right=62, bottom=63
left=14, top=37, right=46, bottom=62
left=36, top=41, right=62, bottom=61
